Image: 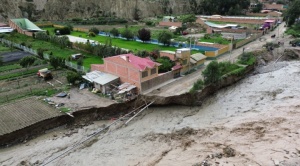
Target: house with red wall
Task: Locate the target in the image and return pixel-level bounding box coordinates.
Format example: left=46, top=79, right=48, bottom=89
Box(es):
left=91, top=54, right=161, bottom=92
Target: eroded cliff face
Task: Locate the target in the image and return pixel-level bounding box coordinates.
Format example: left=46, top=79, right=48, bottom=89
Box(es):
left=0, top=0, right=199, bottom=22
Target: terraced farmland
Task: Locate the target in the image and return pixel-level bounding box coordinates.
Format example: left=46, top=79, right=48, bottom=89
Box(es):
left=0, top=97, right=64, bottom=136
left=0, top=69, right=68, bottom=104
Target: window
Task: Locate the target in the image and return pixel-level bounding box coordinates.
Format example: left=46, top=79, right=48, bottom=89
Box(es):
left=142, top=71, right=148, bottom=78
left=182, top=59, right=188, bottom=65
left=151, top=68, right=156, bottom=75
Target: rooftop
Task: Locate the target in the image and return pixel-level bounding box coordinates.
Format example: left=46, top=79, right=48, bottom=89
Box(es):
left=83, top=71, right=119, bottom=85
left=105, top=54, right=159, bottom=71
left=10, top=18, right=43, bottom=31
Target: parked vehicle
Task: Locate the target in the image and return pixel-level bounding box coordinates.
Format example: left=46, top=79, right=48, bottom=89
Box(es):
left=71, top=53, right=83, bottom=60
left=271, top=34, right=276, bottom=38
left=37, top=68, right=53, bottom=80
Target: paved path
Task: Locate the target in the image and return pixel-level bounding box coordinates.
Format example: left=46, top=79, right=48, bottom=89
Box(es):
left=145, top=23, right=288, bottom=97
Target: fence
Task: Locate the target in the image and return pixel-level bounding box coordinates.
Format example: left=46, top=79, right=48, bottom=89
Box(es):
left=65, top=61, right=90, bottom=73
left=141, top=71, right=174, bottom=92
left=205, top=45, right=230, bottom=58
left=234, top=33, right=263, bottom=49
left=0, top=38, right=90, bottom=73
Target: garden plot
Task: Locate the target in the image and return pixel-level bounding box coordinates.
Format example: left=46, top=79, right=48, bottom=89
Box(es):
left=0, top=97, right=64, bottom=136
left=0, top=69, right=68, bottom=104
left=0, top=51, right=32, bottom=63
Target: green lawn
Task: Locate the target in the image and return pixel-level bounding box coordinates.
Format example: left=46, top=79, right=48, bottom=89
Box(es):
left=71, top=30, right=200, bottom=54
left=3, top=33, right=102, bottom=68
left=199, top=36, right=231, bottom=45
left=0, top=44, right=14, bottom=53
left=0, top=64, right=22, bottom=72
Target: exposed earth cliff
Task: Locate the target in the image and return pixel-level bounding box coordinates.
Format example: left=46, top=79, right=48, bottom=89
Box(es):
left=0, top=0, right=198, bottom=22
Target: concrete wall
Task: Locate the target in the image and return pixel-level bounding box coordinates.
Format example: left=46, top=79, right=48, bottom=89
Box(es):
left=205, top=45, right=230, bottom=58
left=141, top=71, right=173, bottom=92
left=235, top=33, right=263, bottom=49
left=159, top=21, right=182, bottom=27
left=9, top=20, right=33, bottom=37
left=205, top=17, right=266, bottom=24
left=160, top=52, right=176, bottom=61
left=196, top=42, right=226, bottom=49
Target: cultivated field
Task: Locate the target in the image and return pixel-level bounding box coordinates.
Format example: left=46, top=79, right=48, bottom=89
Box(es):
left=0, top=97, right=64, bottom=136
left=0, top=65, right=69, bottom=104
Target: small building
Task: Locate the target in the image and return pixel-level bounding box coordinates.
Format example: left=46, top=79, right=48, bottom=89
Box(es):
left=190, top=53, right=206, bottom=70
left=160, top=48, right=198, bottom=75
left=9, top=18, right=44, bottom=37
left=82, top=70, right=119, bottom=94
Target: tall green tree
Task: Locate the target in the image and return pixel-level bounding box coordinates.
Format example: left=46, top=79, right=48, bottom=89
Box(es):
left=137, top=28, right=151, bottom=43
left=0, top=56, right=3, bottom=66
left=285, top=0, right=300, bottom=26
left=158, top=31, right=173, bottom=46
left=20, top=56, right=36, bottom=69
left=202, top=61, right=221, bottom=85
left=89, top=27, right=100, bottom=35
left=156, top=56, right=174, bottom=73
left=50, top=56, right=65, bottom=69
left=121, top=28, right=134, bottom=40
left=110, top=28, right=120, bottom=38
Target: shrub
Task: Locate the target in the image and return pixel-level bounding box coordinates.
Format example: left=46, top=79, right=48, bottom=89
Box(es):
left=238, top=52, right=256, bottom=65
left=202, top=61, right=221, bottom=85
left=190, top=79, right=204, bottom=93
left=88, top=32, right=96, bottom=37
left=66, top=71, right=82, bottom=84
left=110, top=28, right=120, bottom=37
left=89, top=27, right=100, bottom=35
left=54, top=27, right=71, bottom=35
left=204, top=34, right=211, bottom=39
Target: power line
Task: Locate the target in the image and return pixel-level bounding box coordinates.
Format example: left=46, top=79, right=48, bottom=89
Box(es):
left=42, top=101, right=154, bottom=166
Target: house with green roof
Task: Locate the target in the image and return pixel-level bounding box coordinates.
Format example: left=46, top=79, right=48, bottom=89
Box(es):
left=9, top=18, right=44, bottom=37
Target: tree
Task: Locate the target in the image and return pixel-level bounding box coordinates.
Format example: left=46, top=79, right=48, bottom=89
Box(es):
left=110, top=28, right=120, bottom=38
left=156, top=56, right=174, bottom=73
left=181, top=14, right=197, bottom=23
left=66, top=71, right=82, bottom=84
left=132, top=7, right=141, bottom=21
left=137, top=28, right=151, bottom=43
left=77, top=57, right=83, bottom=66
left=158, top=31, right=173, bottom=46
left=285, top=0, right=300, bottom=26
left=20, top=56, right=36, bottom=69
left=121, top=28, right=134, bottom=40
left=37, top=48, right=47, bottom=59
left=50, top=56, right=65, bottom=69
left=89, top=27, right=100, bottom=35
left=0, top=56, right=3, bottom=66
left=251, top=3, right=263, bottom=13
left=202, top=61, right=221, bottom=85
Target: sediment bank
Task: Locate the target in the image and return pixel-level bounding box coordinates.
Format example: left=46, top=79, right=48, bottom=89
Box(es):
left=0, top=64, right=254, bottom=147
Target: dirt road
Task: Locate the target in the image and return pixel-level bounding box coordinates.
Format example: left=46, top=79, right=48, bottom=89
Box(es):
left=146, top=23, right=289, bottom=97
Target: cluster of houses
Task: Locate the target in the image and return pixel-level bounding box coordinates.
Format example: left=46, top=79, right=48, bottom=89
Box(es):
left=84, top=48, right=206, bottom=100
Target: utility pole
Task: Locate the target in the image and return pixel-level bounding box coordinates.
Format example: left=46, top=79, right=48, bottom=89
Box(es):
left=230, top=35, right=233, bottom=63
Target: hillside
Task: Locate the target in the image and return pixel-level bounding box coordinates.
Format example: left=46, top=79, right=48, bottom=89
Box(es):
left=0, top=0, right=197, bottom=22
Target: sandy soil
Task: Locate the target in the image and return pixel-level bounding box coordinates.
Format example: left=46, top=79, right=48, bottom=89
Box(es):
left=1, top=59, right=300, bottom=166
left=49, top=88, right=115, bottom=112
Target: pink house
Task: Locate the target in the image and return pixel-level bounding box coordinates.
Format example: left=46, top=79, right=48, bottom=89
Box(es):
left=91, top=54, right=160, bottom=92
